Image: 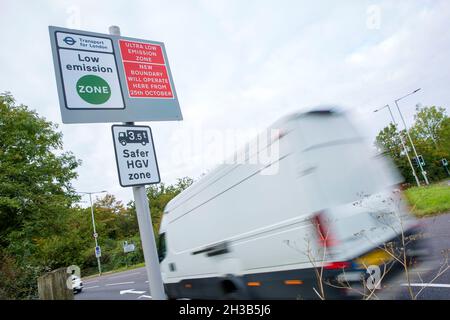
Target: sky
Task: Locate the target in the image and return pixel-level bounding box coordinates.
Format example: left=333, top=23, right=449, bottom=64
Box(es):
left=1, top=0, right=449, bottom=206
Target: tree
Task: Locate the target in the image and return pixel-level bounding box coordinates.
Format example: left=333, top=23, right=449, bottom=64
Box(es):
left=375, top=105, right=449, bottom=184
left=375, top=123, right=414, bottom=183
left=93, top=194, right=138, bottom=240
left=438, top=118, right=450, bottom=155
left=409, top=106, right=449, bottom=182
left=411, top=105, right=447, bottom=146
left=127, top=177, right=194, bottom=243
left=0, top=93, right=197, bottom=298
left=0, top=93, right=80, bottom=298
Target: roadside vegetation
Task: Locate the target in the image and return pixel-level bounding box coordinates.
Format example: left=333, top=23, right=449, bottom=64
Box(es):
left=0, top=93, right=193, bottom=299
left=375, top=105, right=449, bottom=218
left=375, top=105, right=449, bottom=185
left=405, top=183, right=450, bottom=217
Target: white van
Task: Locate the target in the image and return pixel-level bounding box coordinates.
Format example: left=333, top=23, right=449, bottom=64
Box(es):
left=158, top=108, right=428, bottom=299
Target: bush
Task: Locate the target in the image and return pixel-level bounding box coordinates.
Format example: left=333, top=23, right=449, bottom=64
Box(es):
left=0, top=250, right=42, bottom=299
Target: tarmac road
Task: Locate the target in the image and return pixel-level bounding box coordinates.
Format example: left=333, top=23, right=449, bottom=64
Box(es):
left=75, top=267, right=151, bottom=300
left=387, top=212, right=450, bottom=300
left=75, top=213, right=450, bottom=300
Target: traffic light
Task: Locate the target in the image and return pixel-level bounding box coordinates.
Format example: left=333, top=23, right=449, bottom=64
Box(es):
left=442, top=158, right=448, bottom=167
left=413, top=155, right=425, bottom=167
left=418, top=155, right=425, bottom=167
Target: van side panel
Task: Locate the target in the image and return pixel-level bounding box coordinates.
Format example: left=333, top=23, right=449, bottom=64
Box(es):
left=164, top=124, right=321, bottom=281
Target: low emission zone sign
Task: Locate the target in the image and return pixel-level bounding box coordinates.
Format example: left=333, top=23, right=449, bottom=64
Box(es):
left=49, top=26, right=182, bottom=124
left=54, top=31, right=124, bottom=110
left=112, top=125, right=160, bottom=187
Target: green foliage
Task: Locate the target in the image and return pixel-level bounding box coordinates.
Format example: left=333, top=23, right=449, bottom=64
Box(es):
left=79, top=178, right=193, bottom=276
left=411, top=105, right=447, bottom=145
left=0, top=92, right=80, bottom=298
left=437, top=118, right=450, bottom=156
left=0, top=93, right=194, bottom=297
left=127, top=177, right=194, bottom=240
left=0, top=249, right=41, bottom=300
left=375, top=105, right=449, bottom=185
left=404, top=184, right=450, bottom=216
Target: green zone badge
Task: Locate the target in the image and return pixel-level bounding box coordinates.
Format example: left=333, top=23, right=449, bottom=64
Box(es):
left=76, top=75, right=111, bottom=104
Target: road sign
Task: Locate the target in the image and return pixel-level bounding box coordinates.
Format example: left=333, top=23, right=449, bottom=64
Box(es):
left=95, top=246, right=101, bottom=258
left=119, top=39, right=174, bottom=99
left=52, top=30, right=124, bottom=111
left=413, top=155, right=425, bottom=167
left=93, top=232, right=98, bottom=239
left=123, top=242, right=136, bottom=253
left=49, top=26, right=182, bottom=124
left=112, top=125, right=160, bottom=187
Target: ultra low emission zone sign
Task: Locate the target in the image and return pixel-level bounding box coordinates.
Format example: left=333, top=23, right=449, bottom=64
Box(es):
left=112, top=125, right=160, bottom=187
left=49, top=26, right=182, bottom=123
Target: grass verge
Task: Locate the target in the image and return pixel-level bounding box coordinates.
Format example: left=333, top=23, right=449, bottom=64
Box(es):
left=83, top=262, right=145, bottom=279
left=404, top=183, right=450, bottom=217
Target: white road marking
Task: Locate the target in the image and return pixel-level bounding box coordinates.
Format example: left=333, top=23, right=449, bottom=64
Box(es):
left=138, top=295, right=152, bottom=299
left=105, top=281, right=135, bottom=286
left=84, top=285, right=100, bottom=289
left=402, top=283, right=450, bottom=288
left=120, top=289, right=146, bottom=295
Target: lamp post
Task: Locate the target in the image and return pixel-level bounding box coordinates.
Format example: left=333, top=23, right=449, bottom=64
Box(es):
left=394, top=88, right=429, bottom=185
left=374, top=104, right=421, bottom=187
left=78, top=190, right=107, bottom=276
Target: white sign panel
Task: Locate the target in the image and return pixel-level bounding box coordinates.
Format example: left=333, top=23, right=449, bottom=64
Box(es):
left=112, top=125, right=160, bottom=187
left=95, top=246, right=101, bottom=258
left=55, top=31, right=124, bottom=110
left=123, top=242, right=136, bottom=253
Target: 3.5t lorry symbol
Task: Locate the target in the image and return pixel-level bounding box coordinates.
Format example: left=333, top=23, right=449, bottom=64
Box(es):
left=118, top=130, right=149, bottom=146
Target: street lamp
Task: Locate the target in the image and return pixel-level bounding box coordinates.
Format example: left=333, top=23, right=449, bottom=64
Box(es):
left=374, top=104, right=421, bottom=187
left=77, top=190, right=107, bottom=276
left=394, top=88, right=429, bottom=185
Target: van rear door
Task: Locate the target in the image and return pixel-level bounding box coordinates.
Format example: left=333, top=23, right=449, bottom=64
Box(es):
left=297, top=111, right=415, bottom=259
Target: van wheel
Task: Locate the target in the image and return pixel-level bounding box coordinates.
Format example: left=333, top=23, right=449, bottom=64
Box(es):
left=221, top=276, right=248, bottom=300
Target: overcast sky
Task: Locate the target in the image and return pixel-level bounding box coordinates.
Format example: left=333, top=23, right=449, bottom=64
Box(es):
left=1, top=0, right=449, bottom=205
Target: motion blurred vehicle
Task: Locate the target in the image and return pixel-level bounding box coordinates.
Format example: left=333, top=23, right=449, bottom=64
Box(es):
left=72, top=274, right=83, bottom=294
left=158, top=108, right=428, bottom=299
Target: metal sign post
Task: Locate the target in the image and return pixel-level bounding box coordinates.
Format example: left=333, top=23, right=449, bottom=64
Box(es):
left=89, top=193, right=102, bottom=276
left=133, top=186, right=166, bottom=300
left=109, top=25, right=166, bottom=300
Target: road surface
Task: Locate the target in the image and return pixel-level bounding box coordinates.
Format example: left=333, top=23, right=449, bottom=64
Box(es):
left=76, top=213, right=450, bottom=300
left=76, top=267, right=151, bottom=300
left=386, top=212, right=450, bottom=300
